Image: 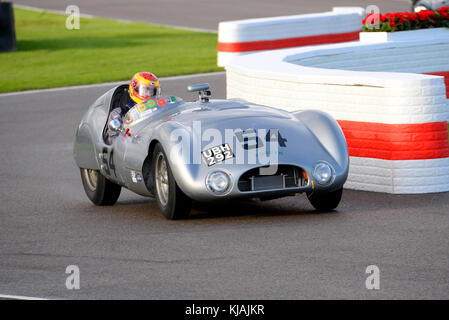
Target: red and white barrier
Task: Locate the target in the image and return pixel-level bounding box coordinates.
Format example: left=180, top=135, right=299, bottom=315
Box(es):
left=217, top=7, right=365, bottom=67
left=225, top=28, right=449, bottom=193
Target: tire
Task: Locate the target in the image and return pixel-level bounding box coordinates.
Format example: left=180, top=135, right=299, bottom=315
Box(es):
left=307, top=187, right=343, bottom=212
left=152, top=143, right=191, bottom=220
left=80, top=168, right=121, bottom=206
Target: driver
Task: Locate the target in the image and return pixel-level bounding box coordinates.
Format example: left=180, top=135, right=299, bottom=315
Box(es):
left=106, top=72, right=161, bottom=143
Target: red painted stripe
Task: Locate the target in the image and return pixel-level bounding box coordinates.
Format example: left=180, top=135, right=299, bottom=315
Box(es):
left=337, top=120, right=449, bottom=160
left=218, top=31, right=360, bottom=53
left=425, top=72, right=449, bottom=99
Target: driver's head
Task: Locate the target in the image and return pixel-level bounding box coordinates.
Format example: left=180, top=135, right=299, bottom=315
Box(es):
left=129, top=72, right=161, bottom=104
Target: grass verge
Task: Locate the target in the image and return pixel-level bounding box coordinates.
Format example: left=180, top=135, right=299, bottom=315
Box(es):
left=0, top=8, right=222, bottom=93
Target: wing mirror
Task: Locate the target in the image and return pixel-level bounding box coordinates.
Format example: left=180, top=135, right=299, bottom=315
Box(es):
left=108, top=119, right=122, bottom=133
left=187, top=83, right=211, bottom=103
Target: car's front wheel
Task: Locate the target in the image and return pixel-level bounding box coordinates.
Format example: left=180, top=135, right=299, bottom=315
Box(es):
left=152, top=143, right=191, bottom=220
left=307, top=187, right=343, bottom=212
left=80, top=168, right=121, bottom=205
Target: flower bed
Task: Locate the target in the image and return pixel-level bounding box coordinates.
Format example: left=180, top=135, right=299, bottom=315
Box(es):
left=362, top=7, right=449, bottom=32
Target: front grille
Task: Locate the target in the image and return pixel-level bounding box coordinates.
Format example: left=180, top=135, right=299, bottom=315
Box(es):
left=238, top=165, right=308, bottom=192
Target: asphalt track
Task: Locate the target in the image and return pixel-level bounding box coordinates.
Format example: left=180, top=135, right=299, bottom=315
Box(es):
left=15, top=0, right=410, bottom=31
left=1, top=72, right=449, bottom=300
left=1, top=1, right=448, bottom=300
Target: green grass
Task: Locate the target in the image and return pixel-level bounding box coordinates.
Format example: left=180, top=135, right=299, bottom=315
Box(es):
left=0, top=8, right=222, bottom=93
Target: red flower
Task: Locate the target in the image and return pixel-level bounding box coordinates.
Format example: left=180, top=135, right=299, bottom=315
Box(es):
left=417, top=11, right=428, bottom=21
left=363, top=8, right=448, bottom=32
left=409, top=13, right=419, bottom=22
left=418, top=10, right=437, bottom=21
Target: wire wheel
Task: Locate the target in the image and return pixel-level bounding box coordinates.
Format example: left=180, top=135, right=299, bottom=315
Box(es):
left=155, top=152, right=169, bottom=207
left=151, top=143, right=191, bottom=220
left=83, top=168, right=98, bottom=191
left=80, top=168, right=121, bottom=206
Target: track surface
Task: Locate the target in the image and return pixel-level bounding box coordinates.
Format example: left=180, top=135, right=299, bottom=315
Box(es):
left=15, top=0, right=409, bottom=31
left=1, top=72, right=448, bottom=300
left=2, top=1, right=449, bottom=300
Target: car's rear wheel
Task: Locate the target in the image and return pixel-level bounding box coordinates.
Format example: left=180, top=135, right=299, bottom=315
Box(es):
left=307, top=187, right=343, bottom=212
left=80, top=168, right=121, bottom=205
left=153, top=143, right=191, bottom=220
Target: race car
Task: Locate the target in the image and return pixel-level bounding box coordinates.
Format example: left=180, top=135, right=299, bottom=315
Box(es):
left=73, top=83, right=349, bottom=219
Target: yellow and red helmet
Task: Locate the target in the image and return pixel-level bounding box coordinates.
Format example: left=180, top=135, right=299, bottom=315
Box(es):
left=129, top=72, right=161, bottom=104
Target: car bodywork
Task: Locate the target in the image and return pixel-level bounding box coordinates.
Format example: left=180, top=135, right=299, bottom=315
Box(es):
left=73, top=84, right=349, bottom=203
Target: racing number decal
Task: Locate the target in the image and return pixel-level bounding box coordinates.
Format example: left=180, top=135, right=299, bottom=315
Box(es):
left=235, top=129, right=288, bottom=149
left=266, top=129, right=288, bottom=147
left=101, top=147, right=117, bottom=177
left=235, top=129, right=263, bottom=150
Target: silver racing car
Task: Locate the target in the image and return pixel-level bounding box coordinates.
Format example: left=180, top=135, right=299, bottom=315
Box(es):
left=73, top=84, right=349, bottom=219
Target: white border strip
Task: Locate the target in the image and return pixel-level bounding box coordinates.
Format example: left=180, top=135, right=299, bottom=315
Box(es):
left=0, top=72, right=225, bottom=97
left=0, top=294, right=49, bottom=300
left=13, top=4, right=95, bottom=18
left=13, top=4, right=217, bottom=33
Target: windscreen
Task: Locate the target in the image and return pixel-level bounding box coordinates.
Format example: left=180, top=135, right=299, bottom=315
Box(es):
left=125, top=96, right=181, bottom=126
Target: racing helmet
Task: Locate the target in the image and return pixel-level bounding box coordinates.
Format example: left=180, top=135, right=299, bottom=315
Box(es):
left=129, top=72, right=161, bottom=104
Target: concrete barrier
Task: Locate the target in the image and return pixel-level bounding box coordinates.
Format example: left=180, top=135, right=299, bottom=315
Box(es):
left=226, top=28, right=449, bottom=194
left=217, top=7, right=365, bottom=67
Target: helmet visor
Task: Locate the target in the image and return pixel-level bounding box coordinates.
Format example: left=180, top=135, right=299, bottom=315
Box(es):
left=136, top=84, right=160, bottom=99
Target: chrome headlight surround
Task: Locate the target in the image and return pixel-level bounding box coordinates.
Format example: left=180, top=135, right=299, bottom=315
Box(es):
left=312, top=161, right=335, bottom=186
left=205, top=170, right=233, bottom=196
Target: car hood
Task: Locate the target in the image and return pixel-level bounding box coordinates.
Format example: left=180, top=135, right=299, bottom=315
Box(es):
left=169, top=99, right=293, bottom=124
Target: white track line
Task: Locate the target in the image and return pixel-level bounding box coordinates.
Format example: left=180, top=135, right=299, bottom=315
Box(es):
left=13, top=4, right=94, bottom=18
left=0, top=294, right=49, bottom=300
left=13, top=4, right=217, bottom=33
left=0, top=72, right=225, bottom=97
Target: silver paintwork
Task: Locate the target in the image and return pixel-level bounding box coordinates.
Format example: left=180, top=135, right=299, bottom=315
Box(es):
left=73, top=84, right=349, bottom=202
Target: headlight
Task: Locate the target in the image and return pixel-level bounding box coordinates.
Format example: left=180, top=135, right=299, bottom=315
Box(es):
left=313, top=162, right=335, bottom=185
left=206, top=171, right=232, bottom=195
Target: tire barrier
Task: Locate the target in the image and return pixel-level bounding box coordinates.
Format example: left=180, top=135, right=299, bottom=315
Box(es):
left=225, top=27, right=449, bottom=193
left=217, top=7, right=365, bottom=67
